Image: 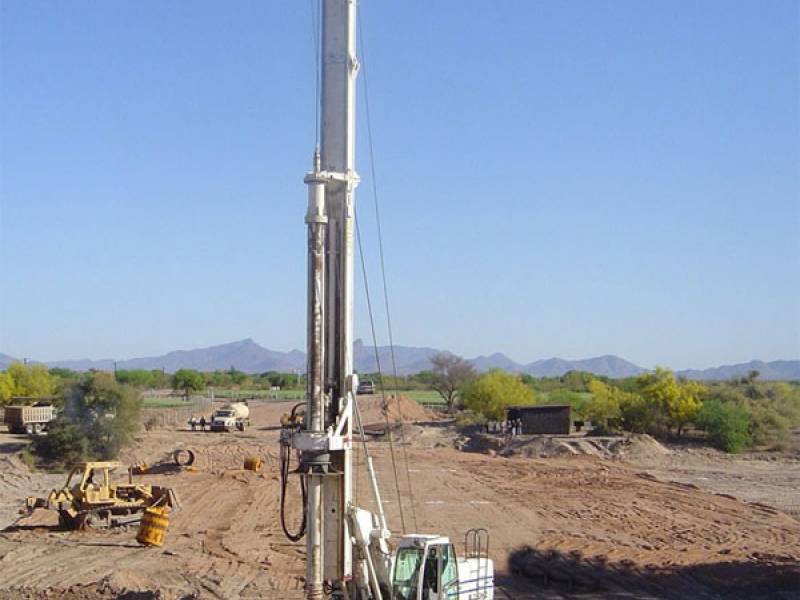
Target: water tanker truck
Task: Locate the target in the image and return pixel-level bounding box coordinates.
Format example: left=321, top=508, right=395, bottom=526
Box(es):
left=210, top=401, right=250, bottom=432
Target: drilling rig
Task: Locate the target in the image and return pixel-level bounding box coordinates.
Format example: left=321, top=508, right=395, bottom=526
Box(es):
left=280, top=2, right=494, bottom=599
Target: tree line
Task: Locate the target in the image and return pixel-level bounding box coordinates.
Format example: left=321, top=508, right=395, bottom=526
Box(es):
left=424, top=353, right=800, bottom=454
left=3, top=360, right=798, bottom=454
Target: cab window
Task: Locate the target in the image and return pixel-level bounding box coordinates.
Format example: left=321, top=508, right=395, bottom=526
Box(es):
left=441, top=543, right=458, bottom=592
left=392, top=547, right=423, bottom=600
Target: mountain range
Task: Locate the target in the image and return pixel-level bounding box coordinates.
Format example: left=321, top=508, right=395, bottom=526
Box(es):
left=1, top=339, right=798, bottom=381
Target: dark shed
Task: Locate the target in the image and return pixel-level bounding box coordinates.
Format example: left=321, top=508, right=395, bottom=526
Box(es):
left=507, top=405, right=571, bottom=435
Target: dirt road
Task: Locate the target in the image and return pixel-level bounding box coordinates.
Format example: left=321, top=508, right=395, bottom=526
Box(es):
left=0, top=398, right=797, bottom=599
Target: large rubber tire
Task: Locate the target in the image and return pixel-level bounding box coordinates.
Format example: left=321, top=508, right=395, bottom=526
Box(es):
left=173, top=448, right=195, bottom=466
left=24, top=423, right=34, bottom=435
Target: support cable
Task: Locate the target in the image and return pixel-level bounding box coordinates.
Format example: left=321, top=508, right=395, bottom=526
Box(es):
left=357, top=8, right=419, bottom=532
left=355, top=212, right=407, bottom=533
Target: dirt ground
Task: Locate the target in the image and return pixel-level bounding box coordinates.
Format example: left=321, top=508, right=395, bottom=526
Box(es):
left=0, top=397, right=798, bottom=599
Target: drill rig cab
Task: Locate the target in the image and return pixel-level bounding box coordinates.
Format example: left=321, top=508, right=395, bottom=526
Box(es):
left=390, top=531, right=493, bottom=600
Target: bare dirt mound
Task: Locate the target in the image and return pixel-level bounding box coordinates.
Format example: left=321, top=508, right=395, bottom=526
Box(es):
left=0, top=435, right=64, bottom=530
left=464, top=432, right=672, bottom=460
left=355, top=394, right=436, bottom=423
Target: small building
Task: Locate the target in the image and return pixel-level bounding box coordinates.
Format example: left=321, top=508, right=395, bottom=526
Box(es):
left=507, top=405, right=571, bottom=435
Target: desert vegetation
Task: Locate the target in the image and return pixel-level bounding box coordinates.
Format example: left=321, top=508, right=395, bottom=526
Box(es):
left=2, top=360, right=798, bottom=455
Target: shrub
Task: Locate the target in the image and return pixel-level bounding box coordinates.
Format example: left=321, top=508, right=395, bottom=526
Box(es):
left=702, top=380, right=800, bottom=448
left=34, top=420, right=89, bottom=464
left=619, top=391, right=667, bottom=435
left=32, top=373, right=142, bottom=466
left=695, top=399, right=752, bottom=453
left=454, top=410, right=486, bottom=431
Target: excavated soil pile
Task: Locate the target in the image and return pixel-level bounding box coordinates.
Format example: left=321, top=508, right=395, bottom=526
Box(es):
left=356, top=394, right=436, bottom=423
left=468, top=432, right=673, bottom=460
left=0, top=447, right=63, bottom=530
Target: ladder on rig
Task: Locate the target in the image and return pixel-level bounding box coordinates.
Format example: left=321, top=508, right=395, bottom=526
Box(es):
left=464, top=528, right=491, bottom=598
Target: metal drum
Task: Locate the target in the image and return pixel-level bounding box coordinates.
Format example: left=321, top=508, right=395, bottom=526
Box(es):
left=243, top=456, right=262, bottom=472
left=136, top=506, right=169, bottom=547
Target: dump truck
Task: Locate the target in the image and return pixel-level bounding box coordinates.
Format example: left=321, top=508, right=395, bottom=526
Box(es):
left=210, top=401, right=250, bottom=432
left=4, top=403, right=56, bottom=434
left=25, top=461, right=180, bottom=529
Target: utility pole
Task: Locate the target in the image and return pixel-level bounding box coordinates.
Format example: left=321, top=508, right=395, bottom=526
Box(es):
left=295, top=1, right=359, bottom=598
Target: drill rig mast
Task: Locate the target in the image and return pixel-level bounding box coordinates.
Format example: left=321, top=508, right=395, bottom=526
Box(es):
left=283, top=2, right=494, bottom=599
left=294, top=0, right=364, bottom=597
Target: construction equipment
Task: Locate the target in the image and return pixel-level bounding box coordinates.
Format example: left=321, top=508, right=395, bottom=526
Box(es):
left=210, top=401, right=250, bottom=432
left=25, top=461, right=180, bottom=529
left=280, top=403, right=305, bottom=430
left=4, top=402, right=56, bottom=434
left=278, top=3, right=494, bottom=598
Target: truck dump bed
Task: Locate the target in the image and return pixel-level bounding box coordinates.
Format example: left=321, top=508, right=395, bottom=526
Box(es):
left=4, top=405, right=55, bottom=433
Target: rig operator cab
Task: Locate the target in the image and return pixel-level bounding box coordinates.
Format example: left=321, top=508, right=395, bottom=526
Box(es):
left=391, top=532, right=493, bottom=600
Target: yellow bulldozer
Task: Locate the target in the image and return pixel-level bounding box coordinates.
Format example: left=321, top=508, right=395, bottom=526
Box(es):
left=26, top=461, right=181, bottom=529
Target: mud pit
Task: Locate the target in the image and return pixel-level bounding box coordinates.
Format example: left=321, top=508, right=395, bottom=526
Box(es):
left=1, top=398, right=798, bottom=599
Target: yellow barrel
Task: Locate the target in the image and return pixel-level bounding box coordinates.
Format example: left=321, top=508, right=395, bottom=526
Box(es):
left=243, top=456, right=262, bottom=472
left=136, top=506, right=169, bottom=547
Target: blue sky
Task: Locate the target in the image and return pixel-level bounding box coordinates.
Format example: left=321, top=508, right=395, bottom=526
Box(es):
left=1, top=0, right=798, bottom=370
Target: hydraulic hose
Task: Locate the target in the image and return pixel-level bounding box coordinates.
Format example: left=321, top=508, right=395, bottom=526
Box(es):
left=280, top=441, right=307, bottom=542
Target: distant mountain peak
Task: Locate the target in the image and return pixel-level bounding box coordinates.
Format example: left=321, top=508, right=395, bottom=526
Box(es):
left=2, top=341, right=797, bottom=381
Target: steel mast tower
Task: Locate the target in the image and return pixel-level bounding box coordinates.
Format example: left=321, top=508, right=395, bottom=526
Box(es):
left=296, top=1, right=360, bottom=598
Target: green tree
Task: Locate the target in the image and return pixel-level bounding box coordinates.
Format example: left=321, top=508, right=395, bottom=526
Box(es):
left=463, top=370, right=535, bottom=420
left=544, top=388, right=591, bottom=420
left=227, top=367, right=248, bottom=386
left=149, top=369, right=170, bottom=388
left=586, top=380, right=623, bottom=431
left=619, top=391, right=666, bottom=434
left=636, top=367, right=703, bottom=436
left=48, top=367, right=79, bottom=380
left=559, top=370, right=596, bottom=392
left=115, top=369, right=155, bottom=388
left=0, top=372, right=14, bottom=403
left=33, top=372, right=143, bottom=464
left=172, top=369, right=205, bottom=398
left=695, top=399, right=752, bottom=453
left=0, top=363, right=56, bottom=405
left=413, top=370, right=435, bottom=386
